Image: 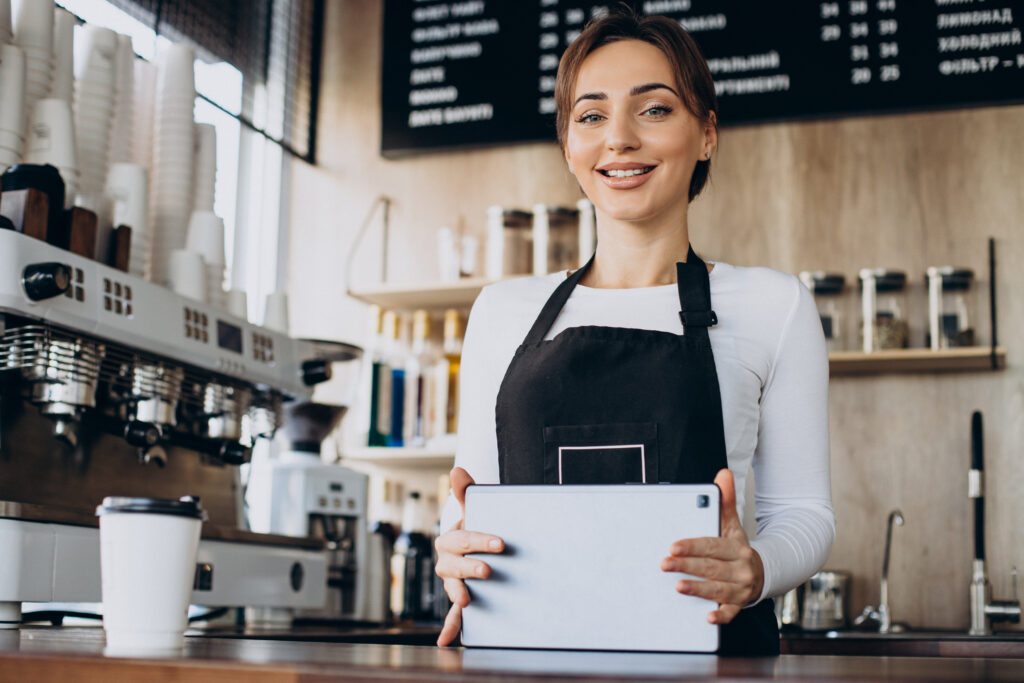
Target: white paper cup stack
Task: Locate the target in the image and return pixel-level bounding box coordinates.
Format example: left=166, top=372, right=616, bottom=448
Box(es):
left=106, top=162, right=149, bottom=278
left=74, top=24, right=117, bottom=196
left=185, top=210, right=225, bottom=308
left=108, top=34, right=134, bottom=164
left=166, top=248, right=205, bottom=302
left=13, top=0, right=54, bottom=133
left=49, top=8, right=74, bottom=102
left=225, top=289, right=248, bottom=320
left=131, top=57, right=155, bottom=174
left=263, top=292, right=289, bottom=334
left=24, top=98, right=78, bottom=207
left=0, top=44, right=25, bottom=173
left=0, top=0, right=12, bottom=45
left=192, top=122, right=216, bottom=211
left=149, top=43, right=196, bottom=285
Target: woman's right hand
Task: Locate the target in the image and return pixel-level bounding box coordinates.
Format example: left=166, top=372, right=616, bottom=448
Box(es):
left=434, top=467, right=504, bottom=646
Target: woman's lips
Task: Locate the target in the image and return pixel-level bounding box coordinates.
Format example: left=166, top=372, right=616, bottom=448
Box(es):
left=596, top=165, right=656, bottom=189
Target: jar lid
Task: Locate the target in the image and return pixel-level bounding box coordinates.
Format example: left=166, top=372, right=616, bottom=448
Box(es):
left=799, top=271, right=845, bottom=295
left=96, top=496, right=208, bottom=520
left=502, top=209, right=533, bottom=226
left=858, top=268, right=906, bottom=292
left=925, top=266, right=973, bottom=291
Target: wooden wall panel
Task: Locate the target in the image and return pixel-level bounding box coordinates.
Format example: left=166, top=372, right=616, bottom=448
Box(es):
left=289, top=0, right=1024, bottom=631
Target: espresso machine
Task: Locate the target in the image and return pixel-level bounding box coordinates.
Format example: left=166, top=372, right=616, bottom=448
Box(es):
left=246, top=398, right=392, bottom=624
left=0, top=226, right=341, bottom=628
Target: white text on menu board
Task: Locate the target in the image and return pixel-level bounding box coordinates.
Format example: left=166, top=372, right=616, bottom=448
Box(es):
left=933, top=1, right=1023, bottom=76
left=407, top=1, right=497, bottom=128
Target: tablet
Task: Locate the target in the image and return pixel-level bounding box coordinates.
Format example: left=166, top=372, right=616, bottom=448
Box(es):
left=462, top=484, right=720, bottom=652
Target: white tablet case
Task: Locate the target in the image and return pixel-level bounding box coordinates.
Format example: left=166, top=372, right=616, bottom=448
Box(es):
left=462, top=484, right=720, bottom=652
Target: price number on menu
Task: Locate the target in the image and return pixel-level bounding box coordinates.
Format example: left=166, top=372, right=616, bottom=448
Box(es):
left=820, top=0, right=901, bottom=86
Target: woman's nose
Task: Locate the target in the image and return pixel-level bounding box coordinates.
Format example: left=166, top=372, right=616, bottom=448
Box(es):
left=604, top=113, right=641, bottom=152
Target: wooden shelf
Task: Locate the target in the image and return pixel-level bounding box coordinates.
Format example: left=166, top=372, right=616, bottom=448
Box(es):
left=828, top=347, right=1006, bottom=376
left=347, top=277, right=500, bottom=311
left=343, top=447, right=455, bottom=468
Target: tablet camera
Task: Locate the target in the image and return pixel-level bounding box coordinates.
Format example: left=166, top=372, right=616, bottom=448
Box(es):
left=697, top=495, right=709, bottom=508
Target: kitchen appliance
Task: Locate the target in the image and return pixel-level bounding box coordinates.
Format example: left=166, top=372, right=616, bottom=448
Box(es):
left=246, top=396, right=390, bottom=624
left=0, top=227, right=337, bottom=628
left=802, top=571, right=852, bottom=631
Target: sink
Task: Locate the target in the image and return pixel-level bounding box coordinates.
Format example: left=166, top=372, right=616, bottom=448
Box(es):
left=781, top=629, right=1024, bottom=658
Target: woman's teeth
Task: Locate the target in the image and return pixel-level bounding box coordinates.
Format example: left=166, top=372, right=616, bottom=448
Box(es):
left=600, top=167, right=653, bottom=178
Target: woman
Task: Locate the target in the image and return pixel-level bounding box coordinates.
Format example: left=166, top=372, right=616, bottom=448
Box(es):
left=434, top=9, right=834, bottom=656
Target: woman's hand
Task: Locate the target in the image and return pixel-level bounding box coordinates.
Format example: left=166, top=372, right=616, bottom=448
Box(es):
left=660, top=468, right=764, bottom=625
left=434, top=467, right=505, bottom=646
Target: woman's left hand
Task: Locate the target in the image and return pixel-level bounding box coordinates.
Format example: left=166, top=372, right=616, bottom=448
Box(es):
left=660, top=468, right=764, bottom=625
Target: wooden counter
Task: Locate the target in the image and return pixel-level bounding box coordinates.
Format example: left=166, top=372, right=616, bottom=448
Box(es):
left=1, top=627, right=1023, bottom=682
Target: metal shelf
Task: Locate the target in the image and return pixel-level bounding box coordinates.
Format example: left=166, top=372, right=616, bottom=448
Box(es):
left=828, top=347, right=1006, bottom=376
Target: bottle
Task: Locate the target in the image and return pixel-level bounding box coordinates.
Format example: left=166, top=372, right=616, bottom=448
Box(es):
left=404, top=310, right=435, bottom=447
left=367, top=307, right=391, bottom=447
left=390, top=491, right=436, bottom=621
left=386, top=311, right=405, bottom=447
left=443, top=309, right=463, bottom=434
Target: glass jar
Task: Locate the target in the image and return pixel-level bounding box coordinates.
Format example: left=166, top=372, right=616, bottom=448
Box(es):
left=799, top=271, right=845, bottom=352
left=858, top=269, right=908, bottom=352
left=485, top=206, right=533, bottom=278
left=926, top=266, right=974, bottom=349
left=532, top=204, right=580, bottom=275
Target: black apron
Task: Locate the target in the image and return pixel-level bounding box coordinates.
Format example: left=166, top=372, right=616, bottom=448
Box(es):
left=494, top=247, right=779, bottom=657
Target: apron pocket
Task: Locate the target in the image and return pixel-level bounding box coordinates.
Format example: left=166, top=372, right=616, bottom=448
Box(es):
left=542, top=423, right=659, bottom=485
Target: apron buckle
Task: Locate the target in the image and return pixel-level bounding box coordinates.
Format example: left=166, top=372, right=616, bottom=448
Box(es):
left=679, top=310, right=718, bottom=327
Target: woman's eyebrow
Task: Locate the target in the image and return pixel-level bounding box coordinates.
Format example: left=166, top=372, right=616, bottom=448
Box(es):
left=631, top=82, right=679, bottom=97
left=573, top=82, right=680, bottom=107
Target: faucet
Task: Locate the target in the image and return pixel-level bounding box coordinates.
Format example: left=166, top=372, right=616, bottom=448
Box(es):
left=967, top=411, right=1021, bottom=635
left=855, top=509, right=905, bottom=633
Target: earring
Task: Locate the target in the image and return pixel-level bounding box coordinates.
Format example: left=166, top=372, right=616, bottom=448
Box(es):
left=705, top=152, right=711, bottom=160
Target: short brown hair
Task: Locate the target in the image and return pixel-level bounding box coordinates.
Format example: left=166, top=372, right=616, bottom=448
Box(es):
left=555, top=7, right=718, bottom=202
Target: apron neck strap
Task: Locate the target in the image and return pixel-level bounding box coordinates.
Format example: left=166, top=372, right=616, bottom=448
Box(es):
left=522, top=254, right=595, bottom=345
left=677, top=246, right=718, bottom=339
left=521, top=246, right=717, bottom=345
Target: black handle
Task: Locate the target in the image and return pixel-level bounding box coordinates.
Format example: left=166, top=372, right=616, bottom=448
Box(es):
left=22, top=262, right=71, bottom=301
left=971, top=411, right=983, bottom=471
left=971, top=411, right=985, bottom=561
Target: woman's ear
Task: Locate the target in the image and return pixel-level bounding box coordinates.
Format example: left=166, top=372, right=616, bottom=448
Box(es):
left=703, top=111, right=719, bottom=158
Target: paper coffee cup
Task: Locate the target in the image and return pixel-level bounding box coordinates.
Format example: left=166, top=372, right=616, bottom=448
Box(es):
left=96, top=496, right=206, bottom=656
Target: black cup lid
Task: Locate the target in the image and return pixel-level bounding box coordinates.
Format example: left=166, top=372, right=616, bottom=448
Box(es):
left=96, top=496, right=208, bottom=520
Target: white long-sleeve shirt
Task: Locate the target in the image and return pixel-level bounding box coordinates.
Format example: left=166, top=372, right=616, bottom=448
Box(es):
left=441, top=261, right=835, bottom=603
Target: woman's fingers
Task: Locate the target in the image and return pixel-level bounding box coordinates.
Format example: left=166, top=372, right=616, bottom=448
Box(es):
left=708, top=603, right=742, bottom=625
left=673, top=577, right=748, bottom=608
left=669, top=536, right=742, bottom=560
left=435, top=529, right=504, bottom=555
left=437, top=603, right=463, bottom=647
left=436, top=553, right=493, bottom=581
left=443, top=577, right=469, bottom=607
left=450, top=467, right=475, bottom=508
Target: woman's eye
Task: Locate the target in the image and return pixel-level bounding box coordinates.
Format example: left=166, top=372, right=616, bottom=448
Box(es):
left=575, top=113, right=604, bottom=124
left=643, top=105, right=673, bottom=117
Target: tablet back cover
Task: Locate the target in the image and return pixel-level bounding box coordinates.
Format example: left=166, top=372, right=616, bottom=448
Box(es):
left=461, top=484, right=720, bottom=652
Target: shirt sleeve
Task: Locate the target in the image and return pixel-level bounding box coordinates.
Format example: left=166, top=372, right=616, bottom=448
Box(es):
left=747, top=277, right=836, bottom=603
left=440, top=286, right=502, bottom=531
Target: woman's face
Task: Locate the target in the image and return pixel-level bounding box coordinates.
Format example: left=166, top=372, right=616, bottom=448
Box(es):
left=565, top=39, right=715, bottom=225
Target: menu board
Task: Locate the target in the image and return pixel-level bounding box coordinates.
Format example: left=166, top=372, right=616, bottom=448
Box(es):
left=381, top=1, right=1024, bottom=156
